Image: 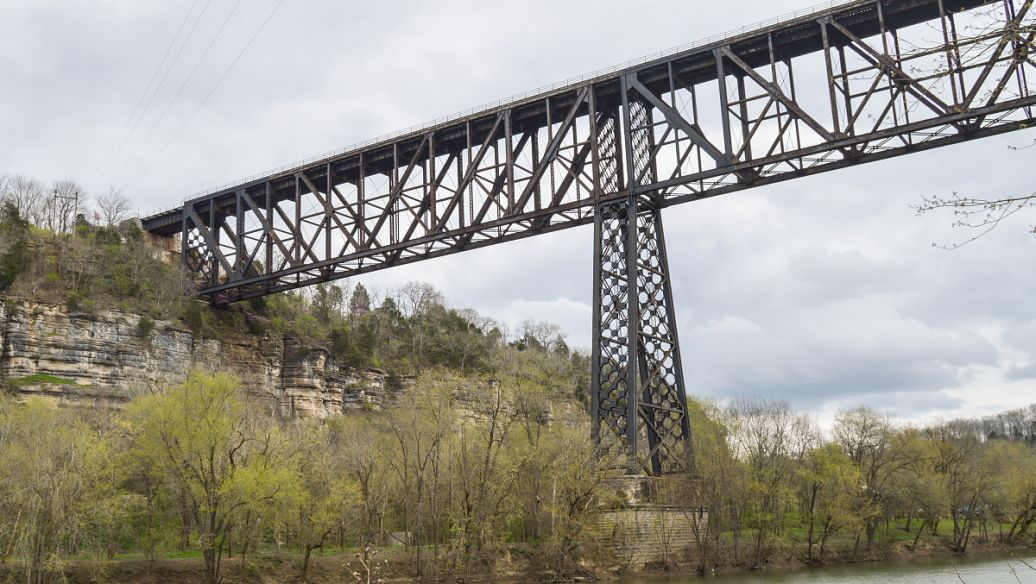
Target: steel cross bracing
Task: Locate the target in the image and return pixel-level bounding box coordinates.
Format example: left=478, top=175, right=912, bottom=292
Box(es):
left=143, top=0, right=1036, bottom=474
left=591, top=88, right=694, bottom=475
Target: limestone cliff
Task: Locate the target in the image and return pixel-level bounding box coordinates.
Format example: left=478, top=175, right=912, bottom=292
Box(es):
left=0, top=298, right=393, bottom=417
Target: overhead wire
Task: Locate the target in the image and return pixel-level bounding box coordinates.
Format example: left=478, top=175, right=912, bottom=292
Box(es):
left=86, top=0, right=203, bottom=190
left=93, top=0, right=219, bottom=190
left=121, top=0, right=289, bottom=191
left=105, top=0, right=245, bottom=186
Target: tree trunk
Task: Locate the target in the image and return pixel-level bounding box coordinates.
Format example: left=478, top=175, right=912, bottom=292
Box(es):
left=865, top=521, right=877, bottom=550
left=203, top=545, right=219, bottom=584
left=302, top=545, right=314, bottom=583
left=910, top=518, right=928, bottom=551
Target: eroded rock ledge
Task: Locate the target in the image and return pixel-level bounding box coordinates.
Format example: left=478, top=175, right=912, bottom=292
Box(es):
left=0, top=299, right=397, bottom=417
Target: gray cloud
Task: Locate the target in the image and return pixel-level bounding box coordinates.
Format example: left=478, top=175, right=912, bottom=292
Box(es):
left=1007, top=363, right=1036, bottom=381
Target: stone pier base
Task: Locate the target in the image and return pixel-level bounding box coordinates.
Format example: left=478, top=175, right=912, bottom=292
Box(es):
left=587, top=475, right=707, bottom=569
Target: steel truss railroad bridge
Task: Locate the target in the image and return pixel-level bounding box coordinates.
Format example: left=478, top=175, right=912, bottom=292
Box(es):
left=144, top=0, right=1036, bottom=476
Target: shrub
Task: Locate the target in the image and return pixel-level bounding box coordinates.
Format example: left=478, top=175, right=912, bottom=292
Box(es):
left=136, top=316, right=155, bottom=339
left=248, top=296, right=267, bottom=313
left=270, top=316, right=286, bottom=334
left=182, top=302, right=204, bottom=336
left=66, top=292, right=82, bottom=312
left=0, top=245, right=24, bottom=290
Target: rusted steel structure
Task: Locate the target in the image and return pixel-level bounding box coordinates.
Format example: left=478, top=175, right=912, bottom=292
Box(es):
left=144, top=0, right=1036, bottom=475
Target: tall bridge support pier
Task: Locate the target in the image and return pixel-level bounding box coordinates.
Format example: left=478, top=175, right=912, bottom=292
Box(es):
left=588, top=86, right=702, bottom=570
left=592, top=81, right=693, bottom=477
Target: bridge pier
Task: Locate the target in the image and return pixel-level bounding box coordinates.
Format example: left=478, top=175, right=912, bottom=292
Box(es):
left=588, top=475, right=707, bottom=569
left=590, top=82, right=693, bottom=477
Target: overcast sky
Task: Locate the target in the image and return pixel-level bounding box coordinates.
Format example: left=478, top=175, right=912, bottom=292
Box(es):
left=2, top=0, right=1034, bottom=426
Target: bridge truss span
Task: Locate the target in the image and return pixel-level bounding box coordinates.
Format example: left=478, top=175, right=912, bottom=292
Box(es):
left=144, top=0, right=1036, bottom=301
left=144, top=0, right=1036, bottom=475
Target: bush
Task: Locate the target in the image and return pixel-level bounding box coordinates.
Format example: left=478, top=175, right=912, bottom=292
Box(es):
left=248, top=296, right=267, bottom=312
left=182, top=302, right=204, bottom=335
left=0, top=244, right=24, bottom=291
left=0, top=202, right=28, bottom=291
left=269, top=316, right=286, bottom=335
left=66, top=292, right=82, bottom=312
left=136, top=316, right=155, bottom=339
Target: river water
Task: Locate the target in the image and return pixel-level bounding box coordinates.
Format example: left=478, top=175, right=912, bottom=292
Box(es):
left=621, top=552, right=1036, bottom=583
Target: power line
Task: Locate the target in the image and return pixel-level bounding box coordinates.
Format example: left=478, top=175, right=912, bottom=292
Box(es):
left=122, top=0, right=289, bottom=191
left=86, top=0, right=202, bottom=189
left=93, top=0, right=217, bottom=189
left=105, top=0, right=244, bottom=186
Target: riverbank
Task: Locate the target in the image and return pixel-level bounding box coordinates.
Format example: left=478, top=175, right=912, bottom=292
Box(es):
left=7, top=539, right=1032, bottom=584
left=669, top=541, right=1036, bottom=581
left=595, top=538, right=1036, bottom=582
left=627, top=548, right=1036, bottom=584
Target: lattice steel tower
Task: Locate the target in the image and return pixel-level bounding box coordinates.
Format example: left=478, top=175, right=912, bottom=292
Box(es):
left=591, top=78, right=693, bottom=476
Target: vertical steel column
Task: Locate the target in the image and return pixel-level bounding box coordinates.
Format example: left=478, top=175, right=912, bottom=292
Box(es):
left=591, top=74, right=693, bottom=476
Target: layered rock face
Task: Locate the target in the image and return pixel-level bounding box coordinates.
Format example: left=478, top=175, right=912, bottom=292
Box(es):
left=0, top=299, right=392, bottom=417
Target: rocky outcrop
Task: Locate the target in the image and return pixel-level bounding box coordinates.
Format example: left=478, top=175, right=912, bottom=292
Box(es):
left=0, top=298, right=393, bottom=417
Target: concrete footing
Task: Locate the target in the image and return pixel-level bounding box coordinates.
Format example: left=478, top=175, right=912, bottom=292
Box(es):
left=587, top=475, right=707, bottom=569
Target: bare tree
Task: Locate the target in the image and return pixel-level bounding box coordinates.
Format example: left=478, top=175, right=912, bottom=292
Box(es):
left=2, top=174, right=46, bottom=226
left=396, top=281, right=443, bottom=319
left=95, top=187, right=132, bottom=227
left=911, top=6, right=1036, bottom=248
left=50, top=179, right=84, bottom=233
left=518, top=319, right=563, bottom=352
left=914, top=186, right=1035, bottom=249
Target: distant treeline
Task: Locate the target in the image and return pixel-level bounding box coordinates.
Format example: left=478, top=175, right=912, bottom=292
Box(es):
left=687, top=397, right=1036, bottom=575
left=935, top=405, right=1036, bottom=445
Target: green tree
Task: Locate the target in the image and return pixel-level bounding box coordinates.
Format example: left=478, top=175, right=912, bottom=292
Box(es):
left=349, top=283, right=371, bottom=320
left=882, top=430, right=946, bottom=551
left=377, top=369, right=456, bottom=576
left=331, top=415, right=392, bottom=547
left=798, top=443, right=861, bottom=561
left=0, top=201, right=29, bottom=291
left=981, top=439, right=1036, bottom=544
left=127, top=369, right=302, bottom=584
left=0, top=398, right=99, bottom=584
left=726, top=398, right=806, bottom=567
left=685, top=398, right=742, bottom=574
left=930, top=423, right=990, bottom=552
left=293, top=422, right=362, bottom=582
left=538, top=421, right=606, bottom=577
left=835, top=407, right=922, bottom=549
left=454, top=379, right=519, bottom=557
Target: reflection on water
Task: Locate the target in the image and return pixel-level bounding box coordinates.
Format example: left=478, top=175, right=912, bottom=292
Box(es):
left=622, top=552, right=1036, bottom=584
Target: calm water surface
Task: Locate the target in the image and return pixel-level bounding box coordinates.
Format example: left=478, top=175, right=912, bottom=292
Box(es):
left=622, top=552, right=1036, bottom=583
